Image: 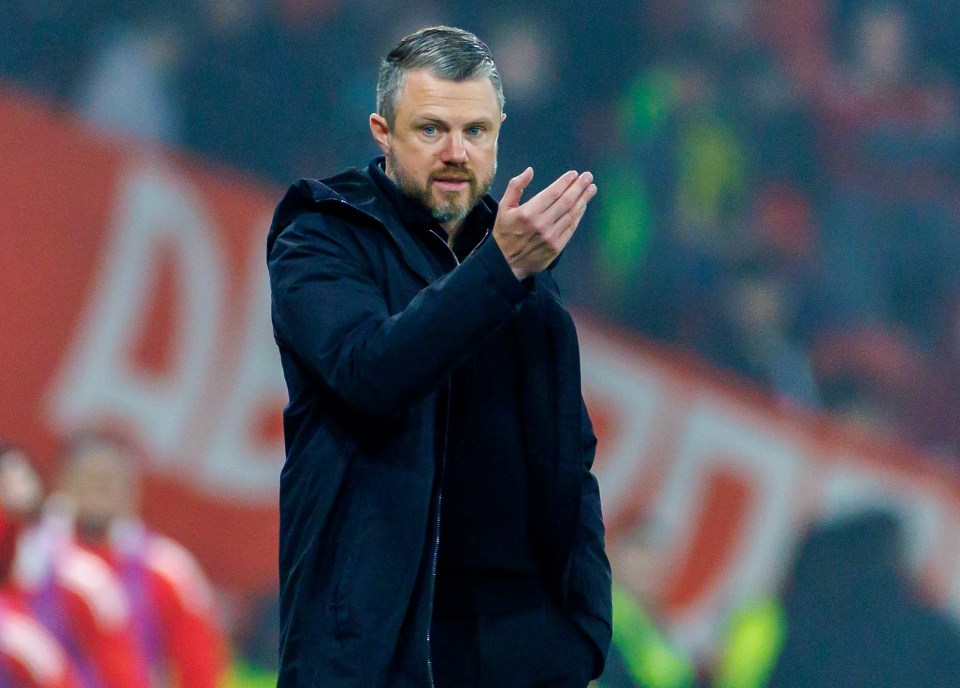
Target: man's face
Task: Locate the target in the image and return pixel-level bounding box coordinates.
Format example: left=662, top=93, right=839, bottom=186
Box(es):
left=61, top=445, right=137, bottom=537
left=371, top=69, right=504, bottom=228
left=0, top=450, right=43, bottom=519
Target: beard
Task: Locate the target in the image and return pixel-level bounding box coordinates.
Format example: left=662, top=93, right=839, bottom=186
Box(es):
left=76, top=512, right=113, bottom=540
left=388, top=151, right=496, bottom=224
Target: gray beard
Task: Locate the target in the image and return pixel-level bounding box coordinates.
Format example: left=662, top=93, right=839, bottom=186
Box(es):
left=387, top=152, right=495, bottom=224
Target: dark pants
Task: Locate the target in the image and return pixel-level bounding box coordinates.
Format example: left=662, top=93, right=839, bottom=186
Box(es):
left=431, top=602, right=595, bottom=688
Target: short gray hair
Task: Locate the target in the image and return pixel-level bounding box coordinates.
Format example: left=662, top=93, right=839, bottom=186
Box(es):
left=377, top=26, right=505, bottom=127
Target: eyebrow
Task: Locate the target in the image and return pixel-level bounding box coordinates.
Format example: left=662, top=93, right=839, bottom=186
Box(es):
left=412, top=115, right=495, bottom=128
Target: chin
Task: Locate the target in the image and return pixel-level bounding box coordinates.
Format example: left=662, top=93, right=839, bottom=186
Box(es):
left=433, top=193, right=473, bottom=214
left=76, top=516, right=112, bottom=541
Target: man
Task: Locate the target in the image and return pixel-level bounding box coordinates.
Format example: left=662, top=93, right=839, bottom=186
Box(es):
left=0, top=443, right=151, bottom=688
left=267, top=25, right=611, bottom=688
left=601, top=519, right=694, bottom=688
left=51, top=434, right=229, bottom=688
left=0, top=445, right=80, bottom=688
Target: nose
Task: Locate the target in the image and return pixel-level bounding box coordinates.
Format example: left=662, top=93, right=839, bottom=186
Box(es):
left=440, top=132, right=468, bottom=164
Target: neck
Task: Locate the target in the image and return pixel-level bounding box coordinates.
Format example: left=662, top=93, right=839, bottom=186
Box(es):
left=442, top=220, right=463, bottom=246
left=75, top=517, right=111, bottom=545
left=383, top=160, right=467, bottom=245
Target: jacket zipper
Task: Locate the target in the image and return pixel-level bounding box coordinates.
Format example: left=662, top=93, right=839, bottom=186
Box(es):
left=425, top=229, right=467, bottom=688
left=326, top=201, right=489, bottom=685
left=425, top=377, right=451, bottom=688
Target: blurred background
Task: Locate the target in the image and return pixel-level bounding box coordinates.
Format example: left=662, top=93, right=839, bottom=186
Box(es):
left=3, top=0, right=960, bottom=686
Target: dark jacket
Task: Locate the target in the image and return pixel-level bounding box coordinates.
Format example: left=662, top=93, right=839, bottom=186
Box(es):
left=266, top=159, right=612, bottom=688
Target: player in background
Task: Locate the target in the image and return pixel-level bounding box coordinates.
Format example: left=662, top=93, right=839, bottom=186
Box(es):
left=56, top=433, right=230, bottom=688
left=0, top=444, right=80, bottom=688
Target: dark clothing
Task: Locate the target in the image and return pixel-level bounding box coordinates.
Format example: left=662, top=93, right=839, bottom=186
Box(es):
left=438, top=316, right=534, bottom=578
left=372, top=161, right=543, bottom=617
left=367, top=156, right=490, bottom=266
left=431, top=601, right=596, bottom=688
left=267, top=158, right=612, bottom=688
left=767, top=512, right=960, bottom=688
left=433, top=306, right=539, bottom=612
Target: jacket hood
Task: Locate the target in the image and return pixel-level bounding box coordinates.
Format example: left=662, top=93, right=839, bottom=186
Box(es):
left=266, top=158, right=506, bottom=260
left=267, top=164, right=383, bottom=256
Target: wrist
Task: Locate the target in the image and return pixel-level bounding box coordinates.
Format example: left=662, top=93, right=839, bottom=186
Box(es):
left=511, top=265, right=529, bottom=281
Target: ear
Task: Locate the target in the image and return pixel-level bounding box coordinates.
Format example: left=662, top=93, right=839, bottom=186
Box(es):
left=369, top=113, right=391, bottom=155
left=493, top=112, right=507, bottom=143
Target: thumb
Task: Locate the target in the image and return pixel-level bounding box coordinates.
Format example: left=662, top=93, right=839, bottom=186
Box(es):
left=501, top=167, right=534, bottom=209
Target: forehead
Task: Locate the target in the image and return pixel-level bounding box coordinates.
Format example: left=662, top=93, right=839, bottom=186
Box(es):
left=394, top=69, right=500, bottom=122
left=69, top=446, right=128, bottom=475
left=0, top=451, right=38, bottom=481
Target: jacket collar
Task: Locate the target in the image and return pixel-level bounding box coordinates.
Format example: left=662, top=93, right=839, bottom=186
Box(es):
left=342, top=158, right=498, bottom=280
left=367, top=158, right=439, bottom=238
left=269, top=158, right=498, bottom=286
left=368, top=159, right=497, bottom=262
left=269, top=160, right=437, bottom=285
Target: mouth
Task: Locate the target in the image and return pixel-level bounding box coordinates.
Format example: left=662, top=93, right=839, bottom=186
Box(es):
left=432, top=174, right=472, bottom=192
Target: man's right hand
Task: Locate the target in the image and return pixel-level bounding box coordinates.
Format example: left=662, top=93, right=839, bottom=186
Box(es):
left=492, top=168, right=597, bottom=281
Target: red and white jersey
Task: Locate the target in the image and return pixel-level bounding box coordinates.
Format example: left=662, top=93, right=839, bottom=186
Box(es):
left=0, top=593, right=80, bottom=688
left=13, top=509, right=151, bottom=688
left=109, top=520, right=229, bottom=688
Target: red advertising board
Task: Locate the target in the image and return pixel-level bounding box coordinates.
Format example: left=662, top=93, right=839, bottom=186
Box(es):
left=4, top=89, right=960, bottom=654
left=579, top=321, right=960, bottom=653
left=1, top=90, right=284, bottom=592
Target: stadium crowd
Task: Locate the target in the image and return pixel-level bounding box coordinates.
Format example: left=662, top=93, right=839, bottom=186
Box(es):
left=5, top=0, right=960, bottom=686
left=4, top=0, right=960, bottom=459
left=570, top=0, right=960, bottom=465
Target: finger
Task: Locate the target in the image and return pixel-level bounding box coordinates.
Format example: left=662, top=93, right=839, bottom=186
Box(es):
left=556, top=183, right=597, bottom=243
left=500, top=167, right=534, bottom=209
left=522, top=169, right=580, bottom=215
left=545, top=171, right=594, bottom=227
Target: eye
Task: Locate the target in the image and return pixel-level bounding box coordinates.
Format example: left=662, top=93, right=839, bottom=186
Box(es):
left=422, top=125, right=437, bottom=136
left=466, top=126, right=482, bottom=137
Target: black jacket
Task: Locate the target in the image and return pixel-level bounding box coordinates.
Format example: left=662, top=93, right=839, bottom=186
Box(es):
left=267, top=159, right=612, bottom=688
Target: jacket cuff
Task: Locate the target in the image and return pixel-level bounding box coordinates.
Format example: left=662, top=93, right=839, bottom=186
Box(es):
left=470, top=234, right=530, bottom=306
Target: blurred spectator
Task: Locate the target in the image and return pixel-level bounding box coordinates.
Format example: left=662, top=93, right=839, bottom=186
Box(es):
left=812, top=325, right=925, bottom=435
left=768, top=510, right=960, bottom=687
left=0, top=444, right=147, bottom=688
left=714, top=509, right=960, bottom=687
left=898, top=291, right=960, bottom=459
left=817, top=3, right=960, bottom=343
left=0, top=508, right=80, bottom=688
left=754, top=0, right=834, bottom=95
left=56, top=433, right=229, bottom=688
left=713, top=596, right=785, bottom=688
left=0, top=445, right=81, bottom=688
left=180, top=0, right=352, bottom=182
left=601, top=518, right=695, bottom=688
left=588, top=56, right=743, bottom=346
left=73, top=12, right=189, bottom=144
left=486, top=12, right=574, bottom=195
left=702, top=248, right=821, bottom=407
left=227, top=592, right=280, bottom=688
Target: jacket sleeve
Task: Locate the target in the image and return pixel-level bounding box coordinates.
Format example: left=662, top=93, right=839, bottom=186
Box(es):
left=268, top=214, right=530, bottom=418
left=566, top=397, right=613, bottom=679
